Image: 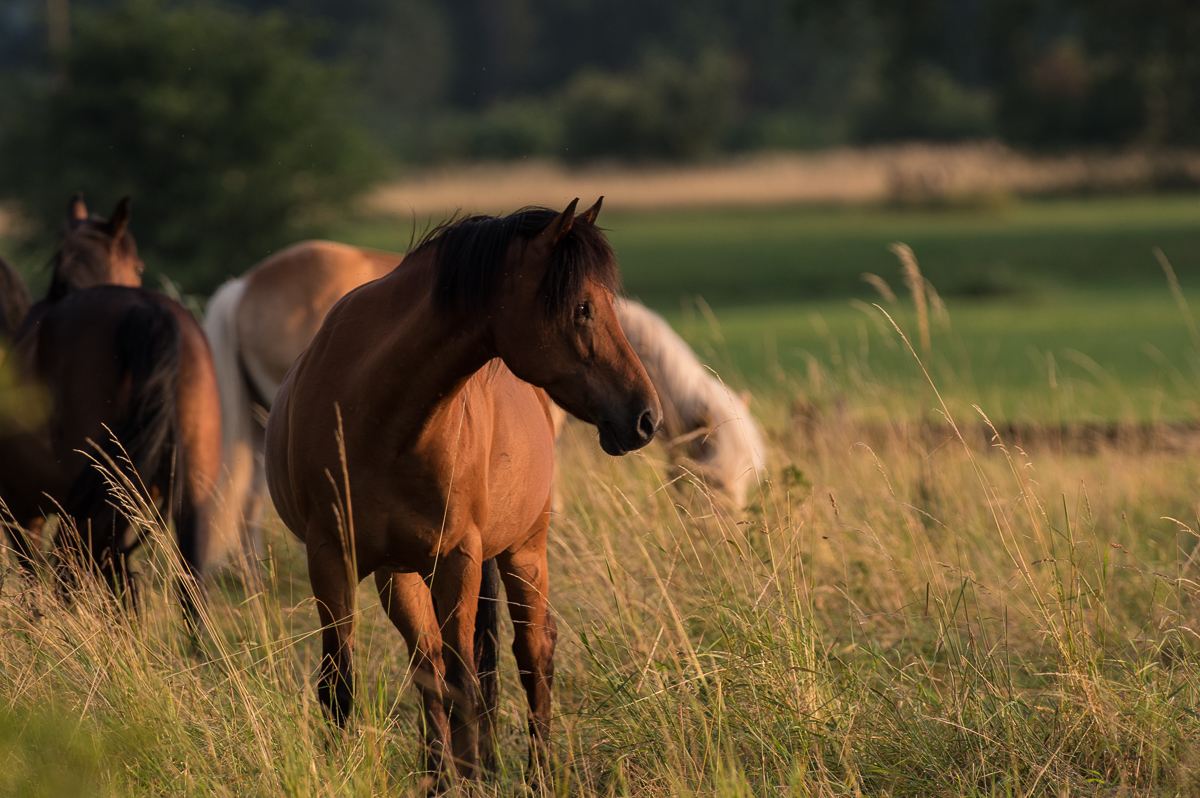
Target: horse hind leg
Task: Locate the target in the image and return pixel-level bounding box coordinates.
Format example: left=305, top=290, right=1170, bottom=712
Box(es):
left=497, top=520, right=557, bottom=778
left=475, top=557, right=502, bottom=773
left=375, top=568, right=453, bottom=790
left=168, top=453, right=210, bottom=639
left=54, top=510, right=132, bottom=612
left=308, top=538, right=357, bottom=728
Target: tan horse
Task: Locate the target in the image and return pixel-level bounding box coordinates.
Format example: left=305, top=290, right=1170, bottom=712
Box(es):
left=264, top=200, right=660, bottom=785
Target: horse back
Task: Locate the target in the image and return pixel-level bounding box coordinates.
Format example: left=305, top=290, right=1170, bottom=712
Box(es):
left=236, top=240, right=401, bottom=406
left=17, top=287, right=220, bottom=507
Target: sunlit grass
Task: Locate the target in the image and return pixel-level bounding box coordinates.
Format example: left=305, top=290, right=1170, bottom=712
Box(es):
left=4, top=285, right=1200, bottom=795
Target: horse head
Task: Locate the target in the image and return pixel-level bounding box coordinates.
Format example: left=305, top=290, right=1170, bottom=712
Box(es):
left=491, top=198, right=663, bottom=455
left=49, top=193, right=144, bottom=300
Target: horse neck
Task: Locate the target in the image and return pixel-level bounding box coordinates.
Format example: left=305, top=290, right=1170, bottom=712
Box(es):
left=46, top=254, right=103, bottom=300
left=46, top=272, right=77, bottom=301
left=359, top=257, right=498, bottom=440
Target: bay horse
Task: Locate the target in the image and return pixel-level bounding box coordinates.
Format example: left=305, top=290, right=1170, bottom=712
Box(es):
left=205, top=238, right=763, bottom=565
left=264, top=200, right=661, bottom=783
left=0, top=195, right=221, bottom=626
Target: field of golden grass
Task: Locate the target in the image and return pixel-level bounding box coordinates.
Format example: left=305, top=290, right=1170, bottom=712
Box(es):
left=3, top=294, right=1198, bottom=795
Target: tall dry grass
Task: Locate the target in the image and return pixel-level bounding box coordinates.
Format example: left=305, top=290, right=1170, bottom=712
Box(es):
left=3, top=293, right=1200, bottom=796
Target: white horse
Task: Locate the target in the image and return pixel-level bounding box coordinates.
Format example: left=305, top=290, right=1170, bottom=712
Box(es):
left=612, top=299, right=767, bottom=501
left=204, top=241, right=767, bottom=563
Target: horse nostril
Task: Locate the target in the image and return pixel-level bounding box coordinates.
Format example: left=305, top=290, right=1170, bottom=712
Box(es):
left=638, top=409, right=657, bottom=442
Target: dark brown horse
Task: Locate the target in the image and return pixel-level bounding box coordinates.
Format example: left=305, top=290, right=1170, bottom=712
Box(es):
left=0, top=195, right=221, bottom=626
left=265, top=200, right=661, bottom=785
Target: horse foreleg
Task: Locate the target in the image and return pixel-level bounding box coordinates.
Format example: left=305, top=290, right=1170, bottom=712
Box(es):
left=430, top=550, right=483, bottom=780
left=308, top=539, right=357, bottom=727
left=375, top=569, right=452, bottom=787
left=497, top=522, right=557, bottom=777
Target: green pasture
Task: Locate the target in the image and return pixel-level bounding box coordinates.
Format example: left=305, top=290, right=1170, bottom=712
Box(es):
left=336, top=194, right=1200, bottom=422
left=337, top=194, right=1200, bottom=305
left=669, top=290, right=1200, bottom=423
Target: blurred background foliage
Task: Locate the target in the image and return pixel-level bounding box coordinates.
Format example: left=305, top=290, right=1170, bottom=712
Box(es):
left=0, top=0, right=377, bottom=289
left=1, top=0, right=1200, bottom=289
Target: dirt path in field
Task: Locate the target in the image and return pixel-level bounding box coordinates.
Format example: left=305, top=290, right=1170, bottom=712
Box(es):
left=365, top=143, right=1200, bottom=217
left=792, top=407, right=1200, bottom=456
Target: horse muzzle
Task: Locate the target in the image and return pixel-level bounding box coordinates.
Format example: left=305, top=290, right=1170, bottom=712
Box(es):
left=598, top=403, right=661, bottom=456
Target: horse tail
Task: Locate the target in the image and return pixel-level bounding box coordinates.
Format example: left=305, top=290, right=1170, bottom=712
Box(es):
left=0, top=253, right=31, bottom=341
left=202, top=277, right=257, bottom=566
left=63, top=301, right=181, bottom=555
left=475, top=556, right=502, bottom=763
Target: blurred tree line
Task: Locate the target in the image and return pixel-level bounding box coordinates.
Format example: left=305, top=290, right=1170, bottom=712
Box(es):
left=0, top=0, right=1198, bottom=289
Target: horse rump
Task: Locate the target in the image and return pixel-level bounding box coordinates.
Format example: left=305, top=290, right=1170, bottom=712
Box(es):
left=58, top=301, right=182, bottom=605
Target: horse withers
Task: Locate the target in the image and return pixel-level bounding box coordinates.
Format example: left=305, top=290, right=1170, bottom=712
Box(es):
left=0, top=195, right=221, bottom=628
left=265, top=199, right=661, bottom=785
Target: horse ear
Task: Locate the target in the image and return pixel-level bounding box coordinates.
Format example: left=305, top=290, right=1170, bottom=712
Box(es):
left=108, top=197, right=131, bottom=242
left=578, top=196, right=603, bottom=226
left=67, top=193, right=88, bottom=229
left=544, top=198, right=579, bottom=248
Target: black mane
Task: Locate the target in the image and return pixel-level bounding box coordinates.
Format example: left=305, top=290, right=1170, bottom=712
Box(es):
left=412, top=206, right=620, bottom=324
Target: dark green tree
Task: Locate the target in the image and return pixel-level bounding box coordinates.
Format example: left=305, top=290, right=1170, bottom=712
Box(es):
left=0, top=0, right=378, bottom=291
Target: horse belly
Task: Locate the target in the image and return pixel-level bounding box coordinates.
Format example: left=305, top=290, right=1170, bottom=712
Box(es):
left=481, top=381, right=554, bottom=557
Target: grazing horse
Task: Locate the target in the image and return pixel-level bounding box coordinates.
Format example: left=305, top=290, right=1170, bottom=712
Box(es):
left=265, top=200, right=661, bottom=783
left=612, top=299, right=766, bottom=500
left=0, top=195, right=221, bottom=625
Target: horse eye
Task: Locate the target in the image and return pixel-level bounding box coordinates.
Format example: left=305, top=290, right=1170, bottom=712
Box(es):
left=575, top=301, right=592, bottom=321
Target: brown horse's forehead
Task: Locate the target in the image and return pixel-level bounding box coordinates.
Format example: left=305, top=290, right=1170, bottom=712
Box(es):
left=579, top=272, right=615, bottom=294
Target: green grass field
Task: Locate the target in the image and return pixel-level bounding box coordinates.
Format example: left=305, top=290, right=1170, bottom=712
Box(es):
left=337, top=194, right=1200, bottom=306
left=336, top=194, right=1200, bottom=422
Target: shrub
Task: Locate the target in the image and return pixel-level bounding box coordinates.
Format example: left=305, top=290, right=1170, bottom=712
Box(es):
left=421, top=100, right=564, bottom=162
left=0, top=0, right=379, bottom=292
left=560, top=50, right=737, bottom=163
left=855, top=64, right=996, bottom=143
